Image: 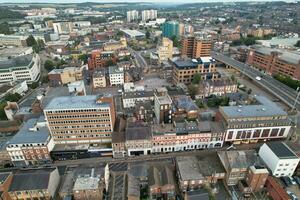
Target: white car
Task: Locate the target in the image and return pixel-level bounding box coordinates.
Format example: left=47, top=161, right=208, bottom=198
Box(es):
left=255, top=76, right=262, bottom=81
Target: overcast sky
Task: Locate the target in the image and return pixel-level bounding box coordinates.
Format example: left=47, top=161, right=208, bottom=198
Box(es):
left=0, top=0, right=295, bottom=3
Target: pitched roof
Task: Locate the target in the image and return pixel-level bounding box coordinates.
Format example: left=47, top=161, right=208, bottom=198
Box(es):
left=266, top=142, right=299, bottom=159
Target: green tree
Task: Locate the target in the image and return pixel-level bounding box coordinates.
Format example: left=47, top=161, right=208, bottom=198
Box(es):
left=231, top=75, right=235, bottom=82
left=44, top=60, right=55, bottom=71
left=295, top=40, right=300, bottom=48
left=196, top=99, right=205, bottom=108
left=106, top=59, right=114, bottom=67
left=0, top=102, right=7, bottom=120
left=188, top=84, right=198, bottom=99
left=78, top=54, right=89, bottom=64
left=0, top=22, right=13, bottom=35
left=26, top=35, right=37, bottom=47
left=171, top=35, right=180, bottom=47
left=192, top=73, right=201, bottom=84
left=4, top=93, right=22, bottom=102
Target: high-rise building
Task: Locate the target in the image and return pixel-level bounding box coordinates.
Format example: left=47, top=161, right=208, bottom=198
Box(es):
left=162, top=21, right=179, bottom=38
left=181, top=35, right=212, bottom=58
left=157, top=37, right=173, bottom=63
left=126, top=10, right=139, bottom=22
left=141, top=10, right=157, bottom=22
left=154, top=87, right=173, bottom=124
left=44, top=95, right=116, bottom=145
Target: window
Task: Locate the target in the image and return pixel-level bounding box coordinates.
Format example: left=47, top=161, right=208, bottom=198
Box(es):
left=253, top=130, right=261, bottom=138
left=270, top=129, right=279, bottom=137
left=261, top=129, right=270, bottom=137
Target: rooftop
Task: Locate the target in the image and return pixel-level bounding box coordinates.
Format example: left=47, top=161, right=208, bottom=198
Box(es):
left=125, top=122, right=151, bottom=141
left=266, top=142, right=299, bottom=159
left=121, top=29, right=145, bottom=37
left=123, top=91, right=154, bottom=99
left=7, top=118, right=50, bottom=145
left=73, top=176, right=100, bottom=191
left=0, top=54, right=33, bottom=70
left=173, top=95, right=199, bottom=112
left=220, top=95, right=287, bottom=118
left=148, top=164, right=175, bottom=187
left=45, top=95, right=110, bottom=110
left=173, top=57, right=215, bottom=69
left=109, top=65, right=124, bottom=75
left=218, top=150, right=257, bottom=171
left=155, top=93, right=172, bottom=105
left=0, top=172, right=11, bottom=184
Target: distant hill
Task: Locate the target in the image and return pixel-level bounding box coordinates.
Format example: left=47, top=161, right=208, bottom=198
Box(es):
left=0, top=7, right=25, bottom=20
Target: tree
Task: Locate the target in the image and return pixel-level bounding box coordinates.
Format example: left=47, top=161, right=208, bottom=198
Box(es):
left=192, top=73, right=201, bottom=84
left=44, top=60, right=55, bottom=71
left=230, top=75, right=235, bottom=82
left=188, top=84, right=198, bottom=99
left=78, top=54, right=89, bottom=64
left=4, top=93, right=22, bottom=102
left=196, top=99, right=205, bottom=108
left=171, top=35, right=180, bottom=47
left=0, top=102, right=7, bottom=120
left=295, top=40, right=300, bottom=48
left=0, top=22, right=13, bottom=35
left=106, top=59, right=114, bottom=67
left=26, top=35, right=37, bottom=47
left=146, top=30, right=150, bottom=39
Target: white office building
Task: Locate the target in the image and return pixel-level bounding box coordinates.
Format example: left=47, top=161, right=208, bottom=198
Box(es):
left=0, top=54, right=41, bottom=83
left=141, top=10, right=157, bottom=22
left=109, top=66, right=124, bottom=86
left=127, top=10, right=139, bottom=22
left=259, top=142, right=300, bottom=177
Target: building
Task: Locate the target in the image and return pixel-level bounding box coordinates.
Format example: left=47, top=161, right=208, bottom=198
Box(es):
left=124, top=121, right=152, bottom=156
left=173, top=95, right=199, bottom=120
left=219, top=95, right=291, bottom=144
left=258, top=142, right=300, bottom=177
left=0, top=34, right=27, bottom=47
left=48, top=66, right=83, bottom=86
left=154, top=88, right=173, bottom=124
left=109, top=66, right=124, bottom=86
left=122, top=91, right=154, bottom=108
left=141, top=10, right=157, bottom=22
left=92, top=70, right=107, bottom=88
left=265, top=176, right=291, bottom=200
left=0, top=172, right=13, bottom=200
left=68, top=80, right=86, bottom=96
left=162, top=21, right=179, bottom=38
left=88, top=50, right=117, bottom=70
left=247, top=45, right=300, bottom=80
left=0, top=54, right=40, bottom=83
left=73, top=170, right=103, bottom=200
left=53, top=21, right=73, bottom=34
left=44, top=95, right=116, bottom=145
left=121, top=29, right=145, bottom=40
left=149, top=165, right=175, bottom=199
left=157, top=37, right=173, bottom=63
left=245, top=165, right=269, bottom=192
left=103, top=38, right=127, bottom=51
left=181, top=36, right=212, bottom=58
left=127, top=10, right=139, bottom=22
left=175, top=153, right=225, bottom=192
left=218, top=150, right=257, bottom=185
left=6, top=118, right=54, bottom=167
left=0, top=47, right=33, bottom=58
left=196, top=79, right=238, bottom=99
left=73, top=21, right=91, bottom=28
left=8, top=168, right=60, bottom=200
left=172, top=57, right=220, bottom=84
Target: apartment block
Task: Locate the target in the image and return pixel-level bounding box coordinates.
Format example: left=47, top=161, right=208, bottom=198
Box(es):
left=247, top=45, right=300, bottom=80
left=127, top=10, right=139, bottom=22
left=109, top=66, right=124, bottom=86
left=92, top=70, right=107, bottom=88
left=219, top=95, right=291, bottom=144
left=259, top=142, right=300, bottom=177
left=172, top=57, right=220, bottom=84
left=44, top=95, right=116, bottom=145
left=141, top=10, right=157, bottom=22
left=88, top=50, right=117, bottom=70
left=181, top=36, right=212, bottom=58
left=53, top=21, right=73, bottom=34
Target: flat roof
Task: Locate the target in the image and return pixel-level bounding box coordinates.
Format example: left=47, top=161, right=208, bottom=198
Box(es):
left=109, top=66, right=123, bottom=75
left=220, top=95, right=287, bottom=118
left=218, top=150, right=257, bottom=170
left=266, top=142, right=299, bottom=159
left=125, top=122, right=151, bottom=141
left=73, top=176, right=100, bottom=191
left=0, top=54, right=33, bottom=69
left=0, top=47, right=32, bottom=58
left=121, top=29, right=145, bottom=37
left=45, top=95, right=110, bottom=110
left=7, top=118, right=49, bottom=145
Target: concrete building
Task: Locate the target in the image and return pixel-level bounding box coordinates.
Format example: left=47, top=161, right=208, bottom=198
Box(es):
left=127, top=10, right=139, bottom=22
left=121, top=29, right=145, bottom=40
left=109, top=66, right=124, bottom=86
left=245, top=165, right=269, bottom=192
left=157, top=37, right=173, bottom=63
left=68, top=80, right=86, bottom=96
left=8, top=168, right=60, bottom=200
left=6, top=118, right=54, bottom=167
left=44, top=95, right=116, bottom=145
left=0, top=54, right=40, bottom=83
left=141, top=10, right=157, bottom=22
left=154, top=88, right=173, bottom=124
left=48, top=66, right=83, bottom=86
left=103, top=38, right=127, bottom=51
left=218, top=150, right=257, bottom=185
left=0, top=47, right=33, bottom=58
left=247, top=45, right=300, bottom=80
left=162, top=21, right=179, bottom=38
left=172, top=57, right=220, bottom=84
left=122, top=91, right=154, bottom=108
left=219, top=96, right=291, bottom=144
left=0, top=34, right=27, bottom=47
left=181, top=36, right=212, bottom=58
left=259, top=142, right=300, bottom=177
left=92, top=70, right=107, bottom=88
left=53, top=21, right=73, bottom=34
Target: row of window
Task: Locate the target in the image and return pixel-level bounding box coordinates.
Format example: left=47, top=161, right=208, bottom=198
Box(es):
left=49, top=119, right=111, bottom=124
left=46, top=108, right=109, bottom=114
left=47, top=114, right=110, bottom=119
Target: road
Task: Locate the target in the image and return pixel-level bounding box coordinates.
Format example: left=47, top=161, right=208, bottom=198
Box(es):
left=212, top=52, right=300, bottom=111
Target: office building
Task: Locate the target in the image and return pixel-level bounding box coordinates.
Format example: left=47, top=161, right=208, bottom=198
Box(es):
left=181, top=36, right=212, bottom=58
left=48, top=66, right=83, bottom=86
left=109, top=66, right=124, bottom=86
left=8, top=168, right=60, bottom=200
left=0, top=54, right=41, bottom=83
left=127, top=10, right=139, bottom=22
left=88, top=50, right=117, bottom=70
left=247, top=45, right=300, bottom=80
left=259, top=142, right=300, bottom=177
left=6, top=118, right=54, bottom=167
left=44, top=95, right=116, bottom=145
left=154, top=87, right=173, bottom=124
left=162, top=21, right=179, bottom=38
left=172, top=57, right=220, bottom=84
left=157, top=37, right=173, bottom=63
left=53, top=21, right=73, bottom=34
left=141, top=10, right=157, bottom=22
left=0, top=34, right=27, bottom=47
left=219, top=95, right=291, bottom=143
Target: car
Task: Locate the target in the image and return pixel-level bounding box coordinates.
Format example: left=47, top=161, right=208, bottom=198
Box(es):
left=255, top=76, right=262, bottom=81
left=293, top=176, right=300, bottom=185
left=288, top=177, right=297, bottom=185
left=281, top=176, right=291, bottom=187
left=287, top=191, right=299, bottom=200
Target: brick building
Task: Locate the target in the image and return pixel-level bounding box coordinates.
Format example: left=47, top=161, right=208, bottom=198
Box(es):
left=88, top=50, right=117, bottom=70
left=181, top=36, right=212, bottom=58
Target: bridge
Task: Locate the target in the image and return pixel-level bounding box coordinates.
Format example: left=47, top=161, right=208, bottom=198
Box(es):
left=211, top=52, right=300, bottom=111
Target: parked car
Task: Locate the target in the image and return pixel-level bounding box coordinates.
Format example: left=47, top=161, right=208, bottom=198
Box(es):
left=281, top=176, right=291, bottom=187
left=293, top=176, right=300, bottom=185
left=288, top=177, right=297, bottom=185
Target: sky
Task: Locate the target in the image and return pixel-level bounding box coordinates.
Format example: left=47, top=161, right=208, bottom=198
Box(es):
left=0, top=0, right=296, bottom=3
